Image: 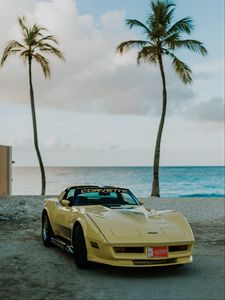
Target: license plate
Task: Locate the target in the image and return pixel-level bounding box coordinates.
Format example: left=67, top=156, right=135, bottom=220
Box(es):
left=146, top=246, right=168, bottom=258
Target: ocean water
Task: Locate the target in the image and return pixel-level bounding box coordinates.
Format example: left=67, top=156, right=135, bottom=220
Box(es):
left=12, top=166, right=225, bottom=197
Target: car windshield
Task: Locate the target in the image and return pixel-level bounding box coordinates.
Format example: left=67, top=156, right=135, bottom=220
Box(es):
left=74, top=188, right=139, bottom=207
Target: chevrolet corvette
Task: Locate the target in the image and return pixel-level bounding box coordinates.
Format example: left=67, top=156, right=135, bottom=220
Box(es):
left=42, top=185, right=195, bottom=268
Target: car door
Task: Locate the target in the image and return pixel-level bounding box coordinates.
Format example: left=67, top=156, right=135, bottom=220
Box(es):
left=55, top=188, right=77, bottom=241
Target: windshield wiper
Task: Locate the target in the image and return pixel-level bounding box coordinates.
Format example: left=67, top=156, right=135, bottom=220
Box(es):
left=103, top=204, right=123, bottom=208
left=104, top=204, right=137, bottom=209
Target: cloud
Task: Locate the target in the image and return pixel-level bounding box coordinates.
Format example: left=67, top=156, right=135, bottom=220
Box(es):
left=193, top=71, right=212, bottom=80
left=44, top=136, right=72, bottom=152
left=185, top=97, right=224, bottom=123
left=0, top=0, right=197, bottom=116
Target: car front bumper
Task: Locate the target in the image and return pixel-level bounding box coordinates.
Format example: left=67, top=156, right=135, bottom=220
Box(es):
left=86, top=239, right=194, bottom=267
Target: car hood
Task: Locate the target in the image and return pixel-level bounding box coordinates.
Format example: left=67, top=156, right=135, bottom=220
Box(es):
left=83, top=205, right=194, bottom=244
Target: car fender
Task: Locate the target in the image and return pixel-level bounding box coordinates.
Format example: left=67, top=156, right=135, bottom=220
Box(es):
left=42, top=207, right=51, bottom=222
left=72, top=218, right=86, bottom=238
left=42, top=199, right=59, bottom=235
left=72, top=215, right=107, bottom=244
left=160, top=210, right=195, bottom=242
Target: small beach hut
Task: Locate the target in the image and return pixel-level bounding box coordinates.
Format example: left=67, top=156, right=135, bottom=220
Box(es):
left=0, top=145, right=12, bottom=196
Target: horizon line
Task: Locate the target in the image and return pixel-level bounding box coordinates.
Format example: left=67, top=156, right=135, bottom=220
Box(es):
left=12, top=165, right=225, bottom=168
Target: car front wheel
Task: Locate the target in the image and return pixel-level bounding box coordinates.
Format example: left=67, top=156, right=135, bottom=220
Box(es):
left=42, top=212, right=53, bottom=247
left=72, top=225, right=89, bottom=269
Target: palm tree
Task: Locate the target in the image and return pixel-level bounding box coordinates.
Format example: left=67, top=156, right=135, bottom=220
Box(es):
left=117, top=0, right=207, bottom=197
left=1, top=16, right=64, bottom=195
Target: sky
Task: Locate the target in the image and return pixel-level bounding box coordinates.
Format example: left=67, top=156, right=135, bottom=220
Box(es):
left=0, top=0, right=224, bottom=166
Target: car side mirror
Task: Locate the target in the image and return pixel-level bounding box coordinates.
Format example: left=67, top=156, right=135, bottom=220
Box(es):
left=139, top=199, right=145, bottom=205
left=61, top=199, right=70, bottom=207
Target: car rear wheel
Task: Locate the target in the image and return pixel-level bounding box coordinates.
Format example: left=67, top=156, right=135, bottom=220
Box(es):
left=73, top=225, right=89, bottom=269
left=42, top=212, right=53, bottom=247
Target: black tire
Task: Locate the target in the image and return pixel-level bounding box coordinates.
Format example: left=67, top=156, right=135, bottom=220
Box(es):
left=42, top=212, right=53, bottom=247
left=72, top=225, right=89, bottom=269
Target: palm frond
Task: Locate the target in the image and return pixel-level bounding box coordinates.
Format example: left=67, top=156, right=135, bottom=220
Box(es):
left=137, top=46, right=158, bottom=64
left=172, top=39, right=208, bottom=56
left=38, top=35, right=59, bottom=45
left=126, top=19, right=152, bottom=37
left=30, top=24, right=46, bottom=39
left=33, top=53, right=51, bottom=78
left=164, top=6, right=175, bottom=25
left=26, top=25, right=44, bottom=47
left=1, top=40, right=25, bottom=66
left=12, top=40, right=26, bottom=49
left=38, top=47, right=65, bottom=60
left=116, top=40, right=150, bottom=54
left=33, top=24, right=47, bottom=33
left=169, top=52, right=192, bottom=84
left=149, top=0, right=175, bottom=32
left=162, top=32, right=180, bottom=47
left=20, top=50, right=30, bottom=64
left=167, top=17, right=194, bottom=35
left=18, top=16, right=29, bottom=39
left=34, top=42, right=65, bottom=60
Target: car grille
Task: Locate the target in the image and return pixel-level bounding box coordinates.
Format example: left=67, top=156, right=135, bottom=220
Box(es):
left=114, top=247, right=144, bottom=253
left=133, top=258, right=177, bottom=265
left=169, top=245, right=188, bottom=252
left=114, top=245, right=188, bottom=254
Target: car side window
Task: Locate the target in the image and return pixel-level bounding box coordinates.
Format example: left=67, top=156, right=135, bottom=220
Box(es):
left=64, top=188, right=75, bottom=205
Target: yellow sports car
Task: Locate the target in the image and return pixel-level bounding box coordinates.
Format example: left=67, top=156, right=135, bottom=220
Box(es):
left=42, top=185, right=195, bottom=268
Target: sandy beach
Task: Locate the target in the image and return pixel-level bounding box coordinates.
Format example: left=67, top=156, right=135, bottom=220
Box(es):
left=0, top=196, right=224, bottom=300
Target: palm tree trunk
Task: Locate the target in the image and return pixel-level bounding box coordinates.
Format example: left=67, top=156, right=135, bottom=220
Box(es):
left=28, top=57, right=46, bottom=195
left=151, top=54, right=167, bottom=197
